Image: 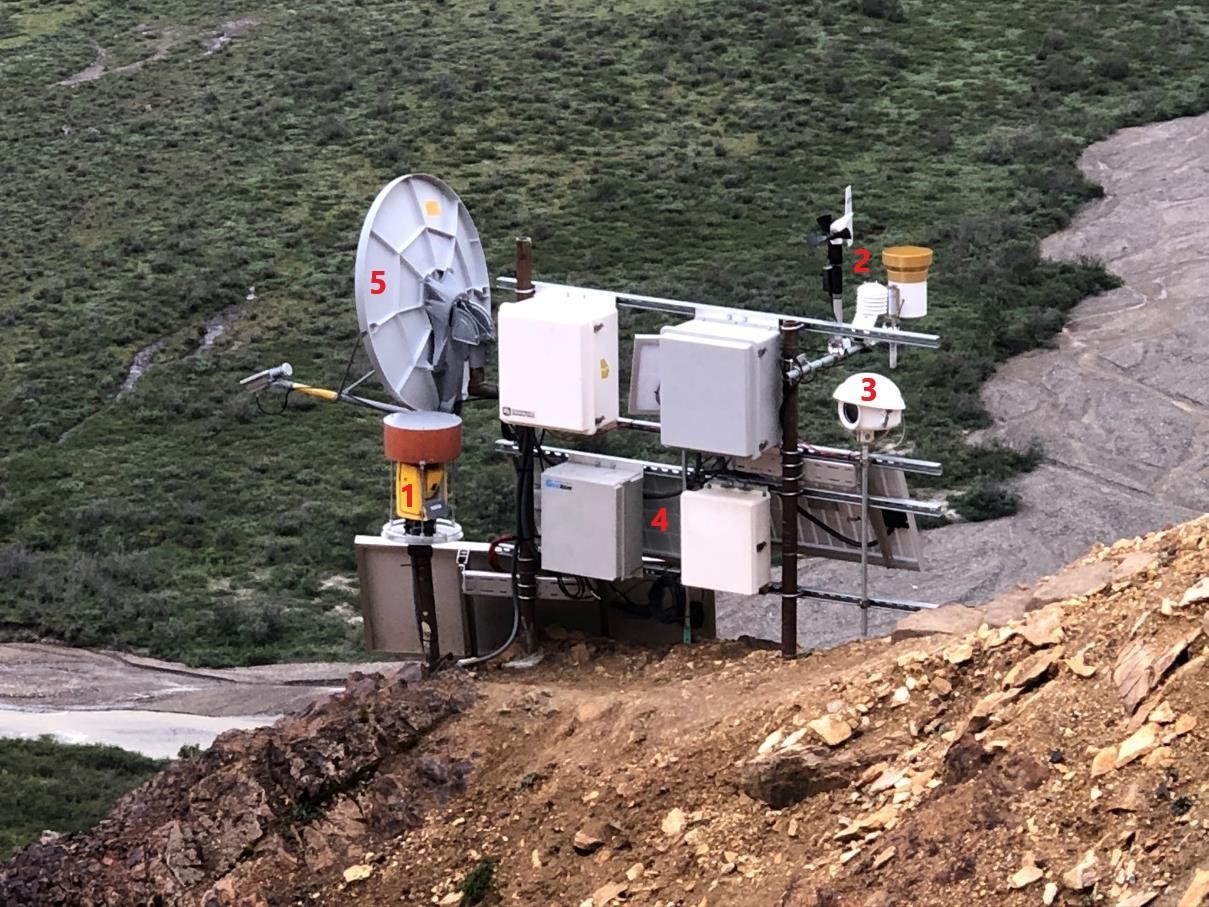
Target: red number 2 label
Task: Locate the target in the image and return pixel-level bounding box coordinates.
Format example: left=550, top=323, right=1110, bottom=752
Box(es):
left=370, top=270, right=387, bottom=295
left=861, top=376, right=877, bottom=401
left=853, top=248, right=871, bottom=274
left=650, top=507, right=669, bottom=532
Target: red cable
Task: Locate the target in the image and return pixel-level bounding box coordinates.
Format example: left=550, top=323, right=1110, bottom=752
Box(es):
left=487, top=534, right=516, bottom=573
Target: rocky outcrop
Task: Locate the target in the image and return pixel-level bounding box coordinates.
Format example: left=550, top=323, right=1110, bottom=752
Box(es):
left=0, top=670, right=474, bottom=906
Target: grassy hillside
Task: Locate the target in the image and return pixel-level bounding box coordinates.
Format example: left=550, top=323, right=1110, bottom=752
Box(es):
left=0, top=736, right=162, bottom=857
left=1, top=0, right=1207, bottom=665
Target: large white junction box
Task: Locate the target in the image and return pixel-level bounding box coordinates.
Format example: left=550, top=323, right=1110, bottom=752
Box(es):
left=680, top=485, right=771, bottom=595
left=658, top=319, right=781, bottom=457
left=539, top=460, right=644, bottom=580
left=498, top=287, right=619, bottom=434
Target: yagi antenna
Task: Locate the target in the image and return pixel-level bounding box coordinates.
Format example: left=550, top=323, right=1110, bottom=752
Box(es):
left=354, top=173, right=494, bottom=413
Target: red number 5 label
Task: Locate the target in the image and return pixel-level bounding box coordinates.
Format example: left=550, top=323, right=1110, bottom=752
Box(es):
left=861, top=376, right=877, bottom=401
left=370, top=270, right=387, bottom=295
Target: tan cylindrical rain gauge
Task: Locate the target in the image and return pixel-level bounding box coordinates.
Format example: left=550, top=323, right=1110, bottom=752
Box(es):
left=882, top=245, right=933, bottom=319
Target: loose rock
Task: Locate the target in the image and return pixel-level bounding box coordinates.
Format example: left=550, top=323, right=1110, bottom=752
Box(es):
left=943, top=642, right=974, bottom=665
left=1115, top=724, right=1159, bottom=768
left=1009, top=852, right=1043, bottom=889
left=1021, top=609, right=1064, bottom=648
left=807, top=715, right=853, bottom=747
left=342, top=864, right=373, bottom=883
left=1066, top=650, right=1098, bottom=678
left=1003, top=649, right=1062, bottom=690
left=1062, top=849, right=1100, bottom=890
left=1179, top=869, right=1209, bottom=907
left=591, top=881, right=627, bottom=905
left=1180, top=578, right=1209, bottom=607
left=1091, top=746, right=1118, bottom=777
left=661, top=808, right=686, bottom=837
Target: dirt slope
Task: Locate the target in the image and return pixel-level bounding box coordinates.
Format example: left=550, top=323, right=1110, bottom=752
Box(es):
left=6, top=518, right=1209, bottom=906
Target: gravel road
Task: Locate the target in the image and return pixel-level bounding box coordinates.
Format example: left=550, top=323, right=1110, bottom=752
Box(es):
left=0, top=643, right=414, bottom=754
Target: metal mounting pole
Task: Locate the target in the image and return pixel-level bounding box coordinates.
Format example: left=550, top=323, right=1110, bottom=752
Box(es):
left=779, top=321, right=802, bottom=659
left=681, top=448, right=691, bottom=646
left=515, top=237, right=534, bottom=301
left=514, top=237, right=539, bottom=653
left=859, top=440, right=871, bottom=638
left=408, top=542, right=441, bottom=670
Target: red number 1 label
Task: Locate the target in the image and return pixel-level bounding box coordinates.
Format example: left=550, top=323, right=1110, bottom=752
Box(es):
left=650, top=507, right=669, bottom=532
left=861, top=376, right=877, bottom=401
left=370, top=270, right=387, bottom=295
left=853, top=248, right=871, bottom=274
left=400, top=483, right=413, bottom=508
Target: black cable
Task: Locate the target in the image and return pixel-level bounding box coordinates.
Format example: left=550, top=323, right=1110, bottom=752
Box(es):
left=587, top=579, right=651, bottom=618
left=337, top=331, right=364, bottom=395
left=647, top=574, right=687, bottom=624
left=255, top=388, right=292, bottom=415
left=555, top=574, right=591, bottom=600
left=796, top=503, right=879, bottom=550
left=535, top=430, right=554, bottom=470
left=507, top=428, right=541, bottom=550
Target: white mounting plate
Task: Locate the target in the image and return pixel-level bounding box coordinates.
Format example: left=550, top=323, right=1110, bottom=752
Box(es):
left=354, top=174, right=490, bottom=411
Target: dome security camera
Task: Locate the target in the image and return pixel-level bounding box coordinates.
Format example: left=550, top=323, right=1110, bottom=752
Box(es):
left=832, top=372, right=905, bottom=444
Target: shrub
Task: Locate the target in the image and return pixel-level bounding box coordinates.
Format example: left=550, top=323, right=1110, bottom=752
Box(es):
left=315, top=116, right=350, bottom=144
left=953, top=479, right=1022, bottom=522
left=0, top=737, right=162, bottom=857
left=460, top=857, right=497, bottom=905
left=1095, top=58, right=1131, bottom=81
left=857, top=0, right=906, bottom=22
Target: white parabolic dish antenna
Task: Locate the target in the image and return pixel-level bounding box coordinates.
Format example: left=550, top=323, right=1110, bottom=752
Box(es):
left=354, top=174, right=494, bottom=412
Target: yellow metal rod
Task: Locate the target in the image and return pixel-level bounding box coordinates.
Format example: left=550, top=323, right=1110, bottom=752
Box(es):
left=286, top=383, right=339, bottom=402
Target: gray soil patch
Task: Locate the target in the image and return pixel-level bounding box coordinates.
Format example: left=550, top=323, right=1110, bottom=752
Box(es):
left=58, top=18, right=258, bottom=86
left=117, top=337, right=168, bottom=397
left=720, top=110, right=1209, bottom=647
left=0, top=642, right=410, bottom=716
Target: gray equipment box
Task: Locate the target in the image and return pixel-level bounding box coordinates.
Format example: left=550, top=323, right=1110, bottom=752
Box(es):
left=539, top=461, right=644, bottom=580
left=658, top=319, right=781, bottom=457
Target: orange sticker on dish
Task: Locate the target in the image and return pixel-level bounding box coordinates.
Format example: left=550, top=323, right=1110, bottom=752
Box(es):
left=424, top=200, right=442, bottom=217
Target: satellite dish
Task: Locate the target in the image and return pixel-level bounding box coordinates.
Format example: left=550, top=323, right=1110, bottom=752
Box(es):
left=354, top=174, right=494, bottom=412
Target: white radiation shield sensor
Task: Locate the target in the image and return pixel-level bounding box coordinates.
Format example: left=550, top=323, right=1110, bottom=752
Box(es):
left=354, top=174, right=493, bottom=412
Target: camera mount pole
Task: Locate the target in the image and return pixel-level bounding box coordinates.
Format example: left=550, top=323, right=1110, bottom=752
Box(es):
left=859, top=437, right=871, bottom=638
left=779, top=320, right=803, bottom=659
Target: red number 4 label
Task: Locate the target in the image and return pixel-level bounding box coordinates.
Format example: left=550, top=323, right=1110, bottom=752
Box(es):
left=650, top=507, right=669, bottom=532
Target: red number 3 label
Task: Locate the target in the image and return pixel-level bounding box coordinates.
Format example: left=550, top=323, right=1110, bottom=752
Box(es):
left=861, top=376, right=877, bottom=401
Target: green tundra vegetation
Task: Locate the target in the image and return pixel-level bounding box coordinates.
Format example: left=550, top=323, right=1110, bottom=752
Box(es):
left=0, top=736, right=163, bottom=857
left=1, top=0, right=1207, bottom=665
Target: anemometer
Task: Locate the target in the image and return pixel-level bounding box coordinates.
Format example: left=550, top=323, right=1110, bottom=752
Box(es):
left=241, top=175, right=946, bottom=667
